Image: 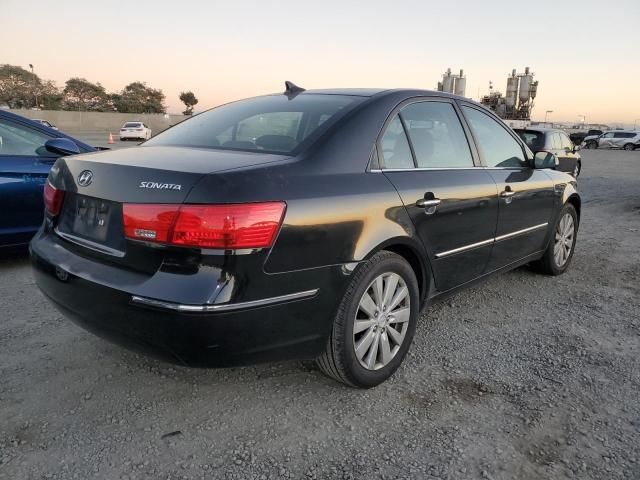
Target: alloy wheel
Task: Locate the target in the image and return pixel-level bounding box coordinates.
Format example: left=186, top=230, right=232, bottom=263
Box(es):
left=353, top=272, right=410, bottom=370
left=554, top=213, right=575, bottom=267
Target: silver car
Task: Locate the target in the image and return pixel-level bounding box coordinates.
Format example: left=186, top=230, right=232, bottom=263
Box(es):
left=582, top=130, right=640, bottom=150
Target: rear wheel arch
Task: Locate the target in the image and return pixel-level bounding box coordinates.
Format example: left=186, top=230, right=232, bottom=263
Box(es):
left=363, top=238, right=432, bottom=306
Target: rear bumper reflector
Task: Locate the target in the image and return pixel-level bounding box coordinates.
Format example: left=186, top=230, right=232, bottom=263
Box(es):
left=130, top=289, right=319, bottom=313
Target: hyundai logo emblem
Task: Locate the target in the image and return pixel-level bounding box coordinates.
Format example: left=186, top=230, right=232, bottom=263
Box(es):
left=77, top=170, right=93, bottom=187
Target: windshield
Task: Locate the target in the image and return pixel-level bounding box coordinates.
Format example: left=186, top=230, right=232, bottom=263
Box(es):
left=145, top=94, right=365, bottom=154
left=514, top=129, right=545, bottom=150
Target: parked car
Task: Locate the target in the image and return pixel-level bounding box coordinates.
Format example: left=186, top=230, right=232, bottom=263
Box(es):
left=32, top=119, right=58, bottom=130
left=569, top=129, right=602, bottom=146
left=582, top=130, right=640, bottom=150
left=514, top=127, right=582, bottom=177
left=120, top=121, right=152, bottom=141
left=0, top=110, right=94, bottom=248
left=31, top=85, right=580, bottom=387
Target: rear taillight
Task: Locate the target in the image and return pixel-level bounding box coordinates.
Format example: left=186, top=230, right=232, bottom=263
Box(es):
left=122, top=202, right=286, bottom=249
left=43, top=181, right=64, bottom=216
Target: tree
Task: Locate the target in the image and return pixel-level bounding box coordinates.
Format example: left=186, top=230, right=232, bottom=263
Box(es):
left=0, top=64, right=40, bottom=109
left=112, top=82, right=165, bottom=114
left=62, top=78, right=110, bottom=111
left=179, top=91, right=198, bottom=115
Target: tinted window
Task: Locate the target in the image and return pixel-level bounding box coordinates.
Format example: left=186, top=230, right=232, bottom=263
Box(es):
left=400, top=102, right=473, bottom=168
left=462, top=106, right=526, bottom=168
left=379, top=115, right=414, bottom=169
left=514, top=129, right=545, bottom=150
left=0, top=118, right=52, bottom=156
left=146, top=94, right=365, bottom=154
left=603, top=132, right=615, bottom=138
left=124, top=122, right=142, bottom=128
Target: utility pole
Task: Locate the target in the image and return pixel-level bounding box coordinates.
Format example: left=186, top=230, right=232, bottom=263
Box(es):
left=29, top=64, right=38, bottom=109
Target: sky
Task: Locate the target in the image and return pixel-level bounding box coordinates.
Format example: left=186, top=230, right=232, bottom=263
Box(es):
left=2, top=0, right=639, bottom=125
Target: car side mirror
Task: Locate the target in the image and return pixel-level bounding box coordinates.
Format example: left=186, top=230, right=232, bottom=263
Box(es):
left=44, top=138, right=81, bottom=156
left=533, top=151, right=559, bottom=169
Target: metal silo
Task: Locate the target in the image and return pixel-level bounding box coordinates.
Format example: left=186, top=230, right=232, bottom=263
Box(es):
left=442, top=68, right=454, bottom=93
left=505, top=69, right=519, bottom=108
left=519, top=66, right=532, bottom=102
left=454, top=69, right=466, bottom=96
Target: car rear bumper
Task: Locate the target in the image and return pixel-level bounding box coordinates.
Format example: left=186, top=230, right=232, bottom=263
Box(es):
left=30, top=231, right=352, bottom=367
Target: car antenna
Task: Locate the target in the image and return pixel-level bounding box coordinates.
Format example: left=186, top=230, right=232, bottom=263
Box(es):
left=284, top=81, right=305, bottom=99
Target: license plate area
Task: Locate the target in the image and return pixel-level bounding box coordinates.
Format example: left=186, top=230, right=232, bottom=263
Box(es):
left=57, top=193, right=126, bottom=254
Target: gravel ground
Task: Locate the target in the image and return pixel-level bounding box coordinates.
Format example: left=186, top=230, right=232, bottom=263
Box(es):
left=1, top=149, right=639, bottom=480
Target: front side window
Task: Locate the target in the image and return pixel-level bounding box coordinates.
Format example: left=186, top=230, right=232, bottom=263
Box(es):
left=0, top=119, right=52, bottom=157
left=379, top=115, right=414, bottom=169
left=462, top=106, right=526, bottom=168
left=146, top=94, right=365, bottom=154
left=400, top=102, right=473, bottom=168
left=551, top=133, right=562, bottom=150
left=603, top=132, right=614, bottom=138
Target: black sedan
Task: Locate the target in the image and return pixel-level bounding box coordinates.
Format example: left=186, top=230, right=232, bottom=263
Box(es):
left=514, top=127, right=582, bottom=177
left=31, top=84, right=580, bottom=388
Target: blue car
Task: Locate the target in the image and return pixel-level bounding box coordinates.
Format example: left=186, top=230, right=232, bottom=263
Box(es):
left=0, top=111, right=95, bottom=247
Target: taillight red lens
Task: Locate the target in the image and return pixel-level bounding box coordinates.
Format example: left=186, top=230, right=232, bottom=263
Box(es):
left=122, top=202, right=286, bottom=249
left=123, top=204, right=180, bottom=243
left=43, top=181, right=64, bottom=216
left=171, top=202, right=286, bottom=249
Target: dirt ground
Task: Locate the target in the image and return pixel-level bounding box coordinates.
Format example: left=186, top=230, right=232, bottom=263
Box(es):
left=1, top=149, right=639, bottom=480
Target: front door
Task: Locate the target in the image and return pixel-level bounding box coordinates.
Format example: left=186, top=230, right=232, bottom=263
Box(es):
left=460, top=104, right=555, bottom=271
left=0, top=117, right=57, bottom=246
left=599, top=132, right=615, bottom=149
left=378, top=99, right=498, bottom=292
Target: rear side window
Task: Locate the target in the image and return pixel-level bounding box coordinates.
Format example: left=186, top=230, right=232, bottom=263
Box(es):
left=146, top=94, right=365, bottom=154
left=400, top=102, right=473, bottom=168
left=379, top=115, right=414, bottom=169
left=462, top=106, right=526, bottom=168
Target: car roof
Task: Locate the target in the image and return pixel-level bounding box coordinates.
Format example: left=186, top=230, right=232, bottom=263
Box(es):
left=267, top=87, right=471, bottom=100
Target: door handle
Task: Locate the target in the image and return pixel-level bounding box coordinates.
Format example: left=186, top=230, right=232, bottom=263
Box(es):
left=416, top=195, right=441, bottom=215
left=416, top=198, right=441, bottom=208
left=500, top=190, right=515, bottom=198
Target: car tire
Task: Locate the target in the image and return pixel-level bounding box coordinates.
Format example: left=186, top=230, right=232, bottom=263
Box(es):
left=586, top=141, right=597, bottom=149
left=573, top=161, right=581, bottom=178
left=623, top=143, right=634, bottom=151
left=532, top=203, right=578, bottom=276
left=316, top=250, right=419, bottom=388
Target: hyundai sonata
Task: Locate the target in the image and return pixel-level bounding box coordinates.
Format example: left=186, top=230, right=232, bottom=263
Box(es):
left=31, top=83, right=580, bottom=387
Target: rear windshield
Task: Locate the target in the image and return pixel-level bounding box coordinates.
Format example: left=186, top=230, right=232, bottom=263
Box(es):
left=514, top=129, right=545, bottom=150
left=124, top=122, right=142, bottom=128
left=145, top=94, right=365, bottom=154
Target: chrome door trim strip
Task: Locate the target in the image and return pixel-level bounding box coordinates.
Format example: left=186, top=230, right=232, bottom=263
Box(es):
left=131, top=289, right=319, bottom=313
left=435, top=238, right=494, bottom=258
left=435, top=223, right=549, bottom=259
left=494, top=223, right=548, bottom=242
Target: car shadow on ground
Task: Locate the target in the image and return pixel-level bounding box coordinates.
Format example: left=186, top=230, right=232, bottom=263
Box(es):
left=0, top=246, right=30, bottom=266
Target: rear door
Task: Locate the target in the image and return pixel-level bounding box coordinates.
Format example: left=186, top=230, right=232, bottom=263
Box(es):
left=459, top=103, right=555, bottom=271
left=0, top=117, right=57, bottom=246
left=379, top=98, right=499, bottom=292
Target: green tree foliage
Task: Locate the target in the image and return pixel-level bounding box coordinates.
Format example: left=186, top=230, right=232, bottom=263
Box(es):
left=62, top=77, right=110, bottom=111
left=179, top=91, right=198, bottom=115
left=0, top=64, right=42, bottom=109
left=112, top=82, right=166, bottom=114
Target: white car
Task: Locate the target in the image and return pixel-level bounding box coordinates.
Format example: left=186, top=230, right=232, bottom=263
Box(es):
left=119, top=122, right=152, bottom=141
